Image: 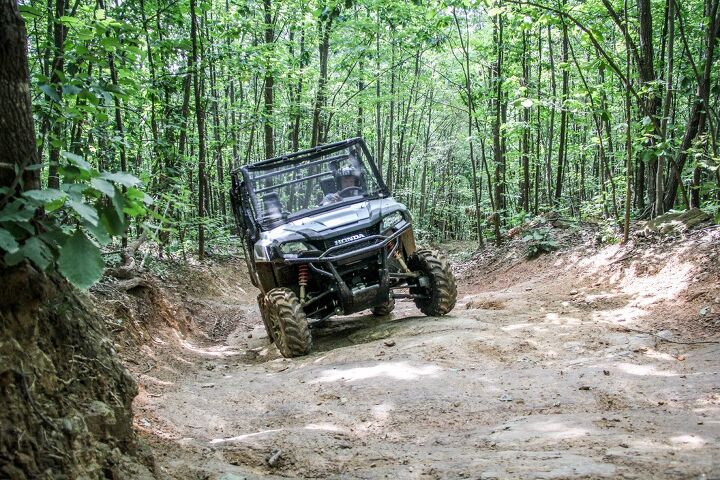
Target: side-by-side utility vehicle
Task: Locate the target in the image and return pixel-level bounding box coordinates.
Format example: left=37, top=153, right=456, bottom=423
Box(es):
left=230, top=138, right=457, bottom=357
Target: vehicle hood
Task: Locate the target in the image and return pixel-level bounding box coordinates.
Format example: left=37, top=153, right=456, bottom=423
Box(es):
left=262, top=197, right=405, bottom=242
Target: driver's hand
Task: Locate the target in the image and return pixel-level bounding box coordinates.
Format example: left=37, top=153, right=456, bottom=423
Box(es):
left=320, top=193, right=341, bottom=206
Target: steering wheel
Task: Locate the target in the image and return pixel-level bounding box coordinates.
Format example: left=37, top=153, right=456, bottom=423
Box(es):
left=336, top=186, right=362, bottom=197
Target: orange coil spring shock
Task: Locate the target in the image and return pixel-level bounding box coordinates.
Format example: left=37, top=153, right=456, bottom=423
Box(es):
left=298, top=265, right=309, bottom=302
left=298, top=265, right=309, bottom=286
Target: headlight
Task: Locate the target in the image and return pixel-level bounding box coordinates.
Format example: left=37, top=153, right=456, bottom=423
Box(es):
left=380, top=211, right=404, bottom=232
left=279, top=241, right=313, bottom=255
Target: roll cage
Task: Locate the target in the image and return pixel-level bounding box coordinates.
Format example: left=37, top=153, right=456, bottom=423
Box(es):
left=230, top=138, right=389, bottom=235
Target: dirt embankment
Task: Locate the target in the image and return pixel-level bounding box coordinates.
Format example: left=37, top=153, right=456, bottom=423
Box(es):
left=0, top=265, right=155, bottom=479
left=98, top=225, right=719, bottom=479
left=91, top=256, right=260, bottom=385
left=457, top=223, right=720, bottom=340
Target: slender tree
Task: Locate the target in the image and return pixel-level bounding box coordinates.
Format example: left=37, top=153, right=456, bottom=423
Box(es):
left=190, top=0, right=206, bottom=259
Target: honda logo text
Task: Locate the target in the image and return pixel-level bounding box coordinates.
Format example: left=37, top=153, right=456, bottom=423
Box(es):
left=334, top=234, right=365, bottom=246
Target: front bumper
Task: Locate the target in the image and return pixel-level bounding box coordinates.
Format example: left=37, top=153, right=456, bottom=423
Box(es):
left=284, top=223, right=412, bottom=315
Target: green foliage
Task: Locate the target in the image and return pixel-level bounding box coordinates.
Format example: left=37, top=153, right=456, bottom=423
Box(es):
left=12, top=0, right=720, bottom=260
left=702, top=202, right=720, bottom=225
left=57, top=230, right=105, bottom=289
left=0, top=152, right=150, bottom=290
left=597, top=219, right=620, bottom=244
left=521, top=228, right=559, bottom=259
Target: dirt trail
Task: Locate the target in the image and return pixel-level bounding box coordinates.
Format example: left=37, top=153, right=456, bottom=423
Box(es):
left=131, top=234, right=720, bottom=479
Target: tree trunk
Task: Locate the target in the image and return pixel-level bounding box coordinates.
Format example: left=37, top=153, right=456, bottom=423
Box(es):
left=177, top=70, right=192, bottom=165
left=263, top=0, right=274, bottom=158
left=190, top=0, right=206, bottom=259
left=375, top=15, right=382, bottom=171
left=0, top=0, right=40, bottom=193
left=657, top=0, right=674, bottom=217
left=102, top=14, right=126, bottom=175
left=290, top=25, right=305, bottom=151
left=139, top=0, right=159, bottom=166
left=554, top=17, right=569, bottom=201
left=637, top=0, right=659, bottom=214
left=311, top=9, right=337, bottom=147
left=209, top=45, right=226, bottom=219
left=534, top=27, right=542, bottom=214
left=663, top=0, right=720, bottom=210
left=419, top=83, right=434, bottom=221
left=47, top=0, right=65, bottom=189
left=104, top=2, right=127, bottom=247
left=546, top=25, right=556, bottom=203
left=386, top=32, right=395, bottom=189
left=623, top=0, right=633, bottom=243
left=521, top=29, right=530, bottom=212
left=492, top=8, right=504, bottom=245
left=453, top=7, right=483, bottom=247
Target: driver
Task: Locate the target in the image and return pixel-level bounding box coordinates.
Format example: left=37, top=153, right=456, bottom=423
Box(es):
left=320, top=166, right=362, bottom=206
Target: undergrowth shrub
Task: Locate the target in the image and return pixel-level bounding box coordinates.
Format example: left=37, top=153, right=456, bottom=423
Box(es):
left=522, top=227, right=558, bottom=259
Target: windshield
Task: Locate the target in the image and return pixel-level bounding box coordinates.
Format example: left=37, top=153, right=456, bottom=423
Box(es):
left=243, top=141, right=384, bottom=229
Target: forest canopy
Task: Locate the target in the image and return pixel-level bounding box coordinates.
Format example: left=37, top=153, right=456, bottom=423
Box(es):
left=3, top=0, right=720, bottom=286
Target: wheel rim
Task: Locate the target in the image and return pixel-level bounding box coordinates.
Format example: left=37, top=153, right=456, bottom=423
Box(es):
left=411, top=271, right=434, bottom=300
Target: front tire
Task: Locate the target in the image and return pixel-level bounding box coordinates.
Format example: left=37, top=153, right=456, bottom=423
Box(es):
left=266, top=288, right=312, bottom=357
left=257, top=293, right=275, bottom=342
left=372, top=297, right=395, bottom=316
left=408, top=249, right=457, bottom=316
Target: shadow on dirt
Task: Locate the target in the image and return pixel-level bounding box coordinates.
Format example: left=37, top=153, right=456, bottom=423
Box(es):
left=308, top=312, right=428, bottom=353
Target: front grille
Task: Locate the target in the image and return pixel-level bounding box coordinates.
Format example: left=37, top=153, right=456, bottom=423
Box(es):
left=332, top=238, right=379, bottom=257
left=324, top=226, right=377, bottom=252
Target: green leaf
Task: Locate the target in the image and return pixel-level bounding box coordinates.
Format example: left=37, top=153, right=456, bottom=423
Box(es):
left=126, top=186, right=154, bottom=207
left=4, top=249, right=25, bottom=266
left=38, top=223, right=69, bottom=248
left=0, top=199, right=34, bottom=222
left=19, top=5, right=42, bottom=16
left=82, top=219, right=111, bottom=246
left=67, top=200, right=99, bottom=226
left=101, top=171, right=142, bottom=187
left=39, top=84, right=60, bottom=102
left=100, top=36, right=121, bottom=50
left=60, top=150, right=92, bottom=171
left=99, top=206, right=126, bottom=236
left=58, top=15, right=82, bottom=27
left=109, top=189, right=125, bottom=218
left=62, top=183, right=86, bottom=201
left=123, top=202, right=146, bottom=217
left=4, top=219, right=35, bottom=235
left=62, top=84, right=82, bottom=95
left=21, top=237, right=53, bottom=271
left=22, top=189, right=66, bottom=204
left=58, top=230, right=104, bottom=290
left=45, top=197, right=66, bottom=213
left=90, top=177, right=116, bottom=197
left=0, top=228, right=19, bottom=254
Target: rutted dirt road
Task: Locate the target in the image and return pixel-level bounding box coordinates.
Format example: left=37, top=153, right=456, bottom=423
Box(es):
left=129, top=234, right=720, bottom=479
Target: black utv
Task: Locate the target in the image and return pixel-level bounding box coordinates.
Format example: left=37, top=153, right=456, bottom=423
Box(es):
left=230, top=138, right=457, bottom=357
